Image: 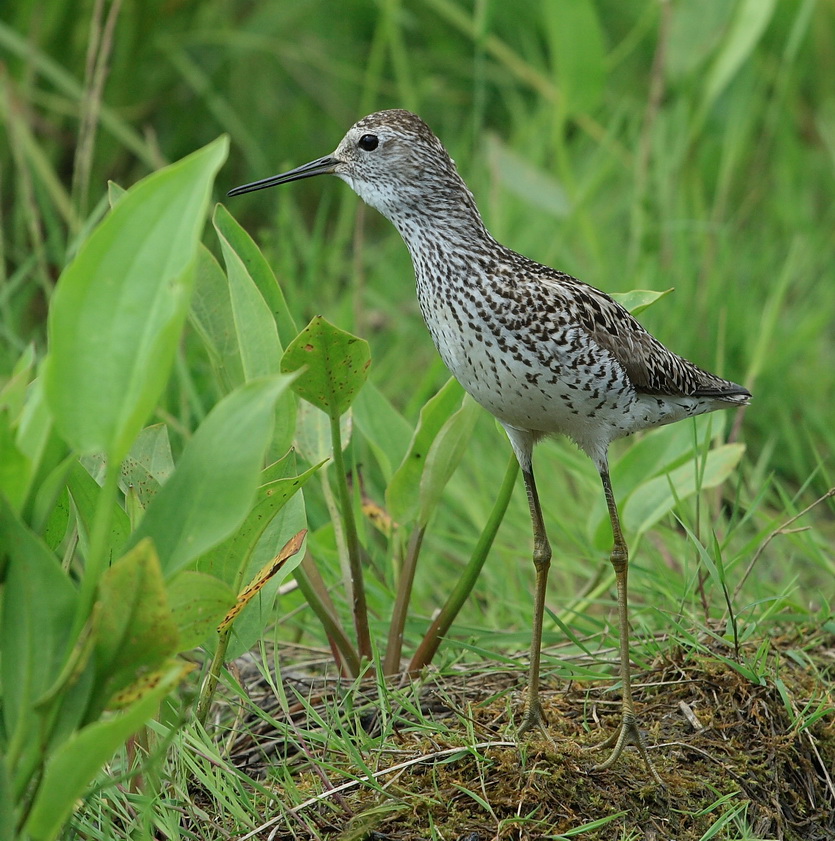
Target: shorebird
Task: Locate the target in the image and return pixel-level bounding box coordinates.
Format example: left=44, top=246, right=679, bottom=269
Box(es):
left=229, top=109, right=751, bottom=782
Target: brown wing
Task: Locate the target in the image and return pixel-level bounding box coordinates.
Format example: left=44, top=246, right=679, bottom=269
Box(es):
left=548, top=276, right=749, bottom=400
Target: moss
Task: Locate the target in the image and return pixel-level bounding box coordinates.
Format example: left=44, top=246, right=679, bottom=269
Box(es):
left=216, top=631, right=834, bottom=840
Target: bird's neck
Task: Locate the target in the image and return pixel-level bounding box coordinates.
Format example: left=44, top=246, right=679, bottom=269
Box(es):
left=387, top=192, right=495, bottom=257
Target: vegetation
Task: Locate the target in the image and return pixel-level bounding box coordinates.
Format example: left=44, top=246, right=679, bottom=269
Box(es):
left=1, top=0, right=833, bottom=839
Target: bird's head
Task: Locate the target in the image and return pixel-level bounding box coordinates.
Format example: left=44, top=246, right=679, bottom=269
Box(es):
left=229, top=109, right=477, bottom=228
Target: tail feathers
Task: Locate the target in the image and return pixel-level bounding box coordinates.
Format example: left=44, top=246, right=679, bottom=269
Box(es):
left=696, top=382, right=751, bottom=405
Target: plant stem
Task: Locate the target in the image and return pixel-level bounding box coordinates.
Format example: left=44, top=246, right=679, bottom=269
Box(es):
left=408, top=453, right=518, bottom=675
left=329, top=413, right=372, bottom=660
left=383, top=524, right=426, bottom=675
left=294, top=550, right=362, bottom=677
left=195, top=626, right=232, bottom=727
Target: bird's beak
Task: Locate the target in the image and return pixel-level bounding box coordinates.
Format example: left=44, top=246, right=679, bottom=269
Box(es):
left=227, top=155, right=340, bottom=197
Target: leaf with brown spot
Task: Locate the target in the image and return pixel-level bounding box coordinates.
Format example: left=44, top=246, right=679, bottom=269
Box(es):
left=280, top=316, right=370, bottom=419
left=218, top=529, right=307, bottom=633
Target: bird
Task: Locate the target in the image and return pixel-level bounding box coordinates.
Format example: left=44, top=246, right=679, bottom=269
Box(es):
left=228, top=109, right=751, bottom=783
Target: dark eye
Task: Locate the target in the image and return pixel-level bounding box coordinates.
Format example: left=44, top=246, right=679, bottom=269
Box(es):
left=358, top=134, right=379, bottom=151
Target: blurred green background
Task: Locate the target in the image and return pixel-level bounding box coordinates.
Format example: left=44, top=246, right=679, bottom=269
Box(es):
left=2, top=0, right=833, bottom=618
left=4, top=5, right=834, bottom=834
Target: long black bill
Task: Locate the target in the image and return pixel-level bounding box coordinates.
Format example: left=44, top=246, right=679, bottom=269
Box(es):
left=227, top=155, right=339, bottom=197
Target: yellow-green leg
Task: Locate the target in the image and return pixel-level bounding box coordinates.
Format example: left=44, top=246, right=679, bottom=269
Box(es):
left=517, top=466, right=551, bottom=734
left=587, top=468, right=663, bottom=785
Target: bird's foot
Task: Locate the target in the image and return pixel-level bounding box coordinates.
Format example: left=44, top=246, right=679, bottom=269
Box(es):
left=584, top=713, right=664, bottom=786
left=517, top=699, right=546, bottom=735
left=516, top=700, right=558, bottom=749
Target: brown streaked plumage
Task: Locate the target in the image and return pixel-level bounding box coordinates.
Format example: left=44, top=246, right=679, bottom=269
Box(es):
left=229, top=109, right=751, bottom=784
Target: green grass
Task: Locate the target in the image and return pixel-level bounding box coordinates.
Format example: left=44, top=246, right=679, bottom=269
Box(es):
left=2, top=1, right=834, bottom=839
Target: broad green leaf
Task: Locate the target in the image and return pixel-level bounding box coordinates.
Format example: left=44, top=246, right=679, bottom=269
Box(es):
left=43, top=137, right=228, bottom=463
left=353, top=380, right=417, bottom=482
left=129, top=375, right=295, bottom=574
left=195, top=456, right=320, bottom=589
left=0, top=498, right=78, bottom=762
left=543, top=0, right=605, bottom=116
left=25, top=661, right=189, bottom=841
left=0, top=349, right=41, bottom=512
left=165, top=571, right=236, bottom=651
left=611, top=413, right=727, bottom=504
left=624, top=443, right=746, bottom=537
left=224, top=492, right=309, bottom=660
left=0, top=343, right=36, bottom=418
left=0, top=409, right=30, bottom=511
left=66, top=461, right=131, bottom=566
left=106, top=180, right=127, bottom=207
left=215, top=206, right=282, bottom=380
left=214, top=205, right=296, bottom=456
left=93, top=539, right=179, bottom=711
left=294, top=401, right=352, bottom=464
left=218, top=529, right=306, bottom=632
left=30, top=450, right=75, bottom=542
left=190, top=245, right=245, bottom=392
left=417, top=395, right=481, bottom=526
left=214, top=203, right=298, bottom=345
left=82, top=424, right=175, bottom=512
left=386, top=377, right=464, bottom=523
left=14, top=376, right=58, bottom=513
left=609, top=288, right=674, bottom=316
left=0, top=761, right=13, bottom=841
left=118, top=424, right=175, bottom=508
left=281, top=316, right=370, bottom=419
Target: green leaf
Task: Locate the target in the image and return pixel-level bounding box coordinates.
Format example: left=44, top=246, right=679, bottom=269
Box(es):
left=294, top=401, right=352, bottom=464
left=0, top=498, right=78, bottom=764
left=118, top=424, right=175, bottom=508
left=0, top=761, right=13, bottom=841
left=281, top=316, right=370, bottom=419
left=107, top=180, right=127, bottom=207
left=43, top=137, right=228, bottom=463
left=93, top=539, right=180, bottom=710
left=214, top=203, right=298, bottom=346
left=81, top=424, right=176, bottom=513
left=214, top=205, right=297, bottom=456
left=24, top=661, right=189, bottom=841
left=195, top=455, right=320, bottom=590
left=0, top=409, right=31, bottom=511
left=0, top=344, right=35, bottom=420
left=667, top=0, right=734, bottom=82
left=14, top=375, right=59, bottom=516
left=66, top=461, right=131, bottom=562
left=612, top=412, right=727, bottom=502
left=166, top=571, right=236, bottom=651
left=190, top=245, right=245, bottom=391
left=386, top=378, right=465, bottom=523
left=222, top=494, right=309, bottom=659
left=417, top=395, right=481, bottom=526
left=353, top=380, right=413, bottom=482
left=609, top=287, right=674, bottom=316
left=129, top=375, right=295, bottom=575
left=215, top=206, right=282, bottom=380
left=623, top=443, right=746, bottom=537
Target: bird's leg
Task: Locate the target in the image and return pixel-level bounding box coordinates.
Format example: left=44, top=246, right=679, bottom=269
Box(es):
left=588, top=468, right=663, bottom=785
left=517, top=466, right=553, bottom=735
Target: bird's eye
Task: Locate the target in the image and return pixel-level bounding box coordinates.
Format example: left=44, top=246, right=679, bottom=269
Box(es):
left=358, top=134, right=379, bottom=151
